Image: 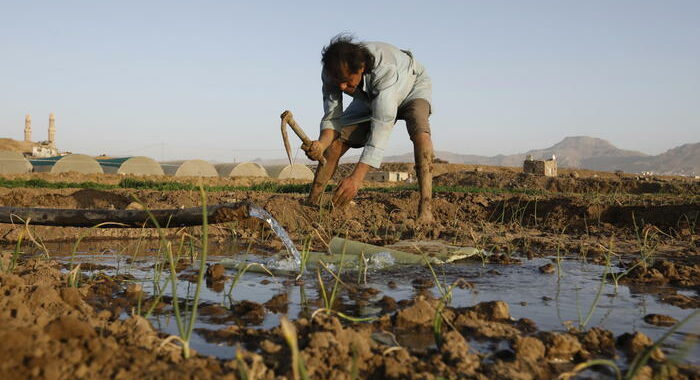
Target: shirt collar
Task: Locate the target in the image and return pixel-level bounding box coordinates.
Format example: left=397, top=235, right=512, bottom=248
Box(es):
left=362, top=72, right=372, bottom=94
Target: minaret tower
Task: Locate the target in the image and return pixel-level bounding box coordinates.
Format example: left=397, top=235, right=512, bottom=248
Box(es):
left=48, top=113, right=56, bottom=147
left=24, top=114, right=32, bottom=142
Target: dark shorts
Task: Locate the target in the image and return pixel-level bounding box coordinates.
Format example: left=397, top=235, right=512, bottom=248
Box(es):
left=340, top=98, right=432, bottom=148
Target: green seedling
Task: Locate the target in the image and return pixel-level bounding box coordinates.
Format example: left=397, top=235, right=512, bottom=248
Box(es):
left=316, top=263, right=342, bottom=316
left=180, top=184, right=211, bottom=359
left=235, top=344, right=250, bottom=380
left=67, top=264, right=81, bottom=288
left=313, top=249, right=376, bottom=323
left=316, top=240, right=348, bottom=315
left=297, top=235, right=313, bottom=280
left=68, top=221, right=127, bottom=287
left=280, top=317, right=309, bottom=380
left=2, top=230, right=24, bottom=273
left=7, top=215, right=51, bottom=258
left=576, top=257, right=609, bottom=330
left=423, top=252, right=467, bottom=349
left=310, top=308, right=377, bottom=323
left=133, top=183, right=210, bottom=359
left=350, top=343, right=359, bottom=380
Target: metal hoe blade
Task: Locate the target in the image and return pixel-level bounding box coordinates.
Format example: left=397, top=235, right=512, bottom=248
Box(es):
left=281, top=114, right=293, bottom=165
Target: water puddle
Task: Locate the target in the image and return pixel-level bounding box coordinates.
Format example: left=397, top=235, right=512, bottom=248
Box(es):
left=39, top=240, right=699, bottom=364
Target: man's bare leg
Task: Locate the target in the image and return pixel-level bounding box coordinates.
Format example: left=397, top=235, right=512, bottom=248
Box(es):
left=412, top=132, right=434, bottom=224
left=308, top=139, right=351, bottom=205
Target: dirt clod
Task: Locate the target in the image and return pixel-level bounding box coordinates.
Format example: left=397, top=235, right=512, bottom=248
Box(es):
left=206, top=263, right=225, bottom=282
left=395, top=297, right=436, bottom=329
left=263, top=293, right=288, bottom=313
left=617, top=331, right=665, bottom=362
left=643, top=313, right=679, bottom=327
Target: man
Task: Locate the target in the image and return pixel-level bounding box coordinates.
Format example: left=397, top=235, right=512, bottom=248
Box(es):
left=303, top=34, right=435, bottom=224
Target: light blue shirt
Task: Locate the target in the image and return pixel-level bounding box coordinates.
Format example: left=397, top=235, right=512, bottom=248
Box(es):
left=320, top=41, right=432, bottom=168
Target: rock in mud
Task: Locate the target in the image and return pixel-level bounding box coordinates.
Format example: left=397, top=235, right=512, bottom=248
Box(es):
left=454, top=317, right=520, bottom=340
left=381, top=348, right=418, bottom=378
left=378, top=295, right=397, bottom=312
left=301, top=317, right=374, bottom=379
left=125, top=283, right=143, bottom=299
left=515, top=318, right=538, bottom=333
left=470, top=301, right=511, bottom=321
left=538, top=263, right=555, bottom=274
left=513, top=336, right=546, bottom=361
left=125, top=201, right=144, bottom=210
left=199, top=304, right=229, bottom=317
left=205, top=263, right=225, bottom=282
left=395, top=297, right=436, bottom=329
left=263, top=293, right=288, bottom=313
left=441, top=330, right=480, bottom=375
left=411, top=277, right=435, bottom=289
left=231, top=300, right=266, bottom=325
left=617, top=331, right=665, bottom=362
left=661, top=293, right=700, bottom=309
left=542, top=332, right=582, bottom=361
left=260, top=339, right=282, bottom=354
left=451, top=301, right=520, bottom=339
left=581, top=327, right=616, bottom=356
left=196, top=325, right=241, bottom=343
left=643, top=313, right=678, bottom=327
left=485, top=357, right=549, bottom=380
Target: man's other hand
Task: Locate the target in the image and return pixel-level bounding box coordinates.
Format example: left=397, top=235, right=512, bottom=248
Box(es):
left=332, top=175, right=362, bottom=207
left=301, top=140, right=326, bottom=161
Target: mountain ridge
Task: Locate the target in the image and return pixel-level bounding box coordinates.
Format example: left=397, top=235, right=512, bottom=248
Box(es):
left=379, top=136, right=698, bottom=176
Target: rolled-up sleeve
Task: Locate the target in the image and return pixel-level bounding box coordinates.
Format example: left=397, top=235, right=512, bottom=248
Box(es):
left=320, top=71, right=343, bottom=132
left=359, top=65, right=400, bottom=168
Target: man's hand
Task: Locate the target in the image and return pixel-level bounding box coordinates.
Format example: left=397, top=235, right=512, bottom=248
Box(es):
left=301, top=140, right=327, bottom=161
left=332, top=162, right=371, bottom=207
left=332, top=175, right=362, bottom=207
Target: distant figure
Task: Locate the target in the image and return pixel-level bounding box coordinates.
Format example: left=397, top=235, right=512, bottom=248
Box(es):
left=304, top=34, right=435, bottom=224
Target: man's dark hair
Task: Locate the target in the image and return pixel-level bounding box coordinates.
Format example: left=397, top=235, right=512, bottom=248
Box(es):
left=321, top=34, right=374, bottom=80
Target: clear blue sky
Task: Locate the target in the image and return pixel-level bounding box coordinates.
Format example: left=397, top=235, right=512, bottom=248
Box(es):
left=1, top=1, right=698, bottom=162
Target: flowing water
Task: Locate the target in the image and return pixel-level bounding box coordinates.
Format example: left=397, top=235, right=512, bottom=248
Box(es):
left=247, top=204, right=301, bottom=267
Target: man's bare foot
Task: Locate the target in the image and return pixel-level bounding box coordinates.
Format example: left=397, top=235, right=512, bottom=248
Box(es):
left=304, top=195, right=321, bottom=207
left=416, top=202, right=434, bottom=225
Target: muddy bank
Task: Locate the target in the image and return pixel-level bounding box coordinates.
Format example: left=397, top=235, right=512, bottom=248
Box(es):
left=1, top=187, right=697, bottom=258
left=434, top=170, right=699, bottom=195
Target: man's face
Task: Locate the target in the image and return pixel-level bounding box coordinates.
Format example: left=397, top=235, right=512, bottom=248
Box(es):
left=333, top=62, right=364, bottom=95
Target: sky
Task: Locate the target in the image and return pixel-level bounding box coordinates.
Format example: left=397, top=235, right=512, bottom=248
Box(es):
left=1, top=1, right=698, bottom=162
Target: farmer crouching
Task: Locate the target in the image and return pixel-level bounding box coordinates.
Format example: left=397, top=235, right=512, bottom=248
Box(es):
left=304, top=34, right=435, bottom=224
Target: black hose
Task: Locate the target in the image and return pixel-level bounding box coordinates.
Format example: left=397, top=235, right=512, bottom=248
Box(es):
left=0, top=202, right=251, bottom=228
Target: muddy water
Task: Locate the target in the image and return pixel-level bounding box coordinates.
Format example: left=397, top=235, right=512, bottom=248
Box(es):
left=46, top=242, right=699, bottom=364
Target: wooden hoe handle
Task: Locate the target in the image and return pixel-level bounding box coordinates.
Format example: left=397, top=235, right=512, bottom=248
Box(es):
left=280, top=110, right=326, bottom=165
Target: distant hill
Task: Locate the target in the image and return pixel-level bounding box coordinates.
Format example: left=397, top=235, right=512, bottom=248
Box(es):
left=581, top=142, right=700, bottom=176
left=0, top=138, right=34, bottom=154
left=382, top=136, right=699, bottom=176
